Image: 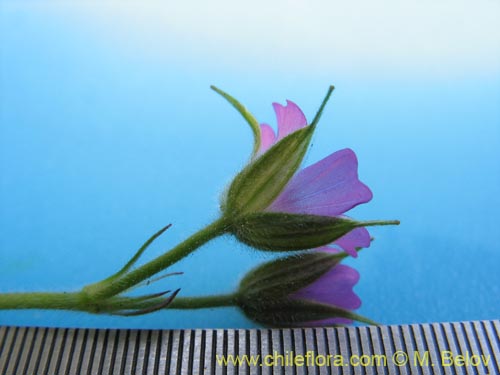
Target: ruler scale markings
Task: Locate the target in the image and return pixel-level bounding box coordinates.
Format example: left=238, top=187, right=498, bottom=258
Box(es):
left=31, top=327, right=49, bottom=375
left=238, top=329, right=249, bottom=375
left=147, top=329, right=160, bottom=375
left=131, top=329, right=143, bottom=375
left=133, top=329, right=146, bottom=375
left=270, top=329, right=281, bottom=374
left=450, top=322, right=471, bottom=375
left=459, top=322, right=479, bottom=375
left=153, top=330, right=164, bottom=375
left=400, top=324, right=421, bottom=375
left=462, top=321, right=488, bottom=375
left=302, top=328, right=316, bottom=375
left=100, top=328, right=117, bottom=375
left=71, top=328, right=88, bottom=375
left=357, top=326, right=373, bottom=375
left=449, top=323, right=469, bottom=375
left=39, top=327, right=58, bottom=375
left=412, top=324, right=432, bottom=375
left=339, top=327, right=354, bottom=375
left=293, top=328, right=307, bottom=375
left=177, top=330, right=192, bottom=374
left=478, top=321, right=500, bottom=375
left=164, top=329, right=175, bottom=375
left=493, top=321, right=500, bottom=344
left=0, top=325, right=17, bottom=374
left=206, top=329, right=216, bottom=375
left=453, top=323, right=477, bottom=375
left=256, top=329, right=263, bottom=375
left=333, top=326, right=344, bottom=375
left=134, top=330, right=146, bottom=375
left=114, top=328, right=129, bottom=375
left=260, top=329, right=271, bottom=375
left=120, top=329, right=136, bottom=375
left=476, top=321, right=498, bottom=375
left=421, top=323, right=443, bottom=375
left=320, top=328, right=333, bottom=375
left=234, top=329, right=240, bottom=375
left=0, top=327, right=8, bottom=357
left=18, top=325, right=37, bottom=375
left=189, top=330, right=200, bottom=375
left=374, top=325, right=387, bottom=375
left=430, top=323, right=454, bottom=375
left=79, top=328, right=97, bottom=375
left=277, top=329, right=287, bottom=375
left=7, top=326, right=27, bottom=375
left=344, top=327, right=359, bottom=375
left=213, top=329, right=223, bottom=375
left=388, top=325, right=402, bottom=375
left=0, top=320, right=498, bottom=374
left=441, top=323, right=466, bottom=375
left=313, top=328, right=328, bottom=375
left=281, top=329, right=293, bottom=375
left=64, top=329, right=80, bottom=375
left=141, top=329, right=153, bottom=375
left=472, top=321, right=496, bottom=375
left=0, top=327, right=12, bottom=373
left=379, top=325, right=398, bottom=375
left=354, top=327, right=368, bottom=375
left=184, top=329, right=195, bottom=375
left=51, top=327, right=70, bottom=375
left=198, top=330, right=207, bottom=375
left=91, top=328, right=109, bottom=375
left=225, top=329, right=234, bottom=375
left=366, top=326, right=386, bottom=375
left=175, top=330, right=186, bottom=375
left=393, top=324, right=410, bottom=375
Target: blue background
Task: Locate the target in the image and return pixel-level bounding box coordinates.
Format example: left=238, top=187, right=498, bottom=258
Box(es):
left=0, top=1, right=499, bottom=328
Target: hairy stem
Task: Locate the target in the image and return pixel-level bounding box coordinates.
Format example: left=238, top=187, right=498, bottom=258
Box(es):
left=83, top=217, right=230, bottom=300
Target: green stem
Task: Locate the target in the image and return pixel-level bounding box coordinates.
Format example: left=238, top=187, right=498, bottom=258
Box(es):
left=83, top=217, right=230, bottom=300
left=0, top=291, right=87, bottom=312
left=103, top=293, right=237, bottom=313
left=0, top=290, right=237, bottom=314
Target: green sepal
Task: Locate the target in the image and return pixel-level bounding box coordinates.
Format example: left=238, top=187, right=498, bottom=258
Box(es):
left=224, top=126, right=314, bottom=217
left=240, top=299, right=377, bottom=327
left=238, top=252, right=345, bottom=301
left=232, top=212, right=360, bottom=251
left=211, top=86, right=261, bottom=157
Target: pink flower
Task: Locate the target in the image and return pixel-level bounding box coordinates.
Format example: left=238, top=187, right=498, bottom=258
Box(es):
left=291, top=249, right=361, bottom=325
left=259, top=100, right=373, bottom=257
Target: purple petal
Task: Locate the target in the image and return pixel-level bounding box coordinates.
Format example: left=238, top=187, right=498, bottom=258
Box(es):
left=291, top=264, right=361, bottom=311
left=258, top=123, right=276, bottom=155
left=267, top=148, right=373, bottom=216
left=332, top=227, right=371, bottom=258
left=273, top=100, right=307, bottom=141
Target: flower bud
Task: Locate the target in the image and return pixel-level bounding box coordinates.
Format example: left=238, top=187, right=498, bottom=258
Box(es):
left=236, top=252, right=373, bottom=327
left=223, top=125, right=314, bottom=217
left=238, top=252, right=343, bottom=301
left=231, top=212, right=362, bottom=251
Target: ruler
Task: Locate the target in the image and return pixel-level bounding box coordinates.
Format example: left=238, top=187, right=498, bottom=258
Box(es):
left=0, top=320, right=499, bottom=374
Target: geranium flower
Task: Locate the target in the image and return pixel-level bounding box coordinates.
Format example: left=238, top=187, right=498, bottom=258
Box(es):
left=236, top=247, right=371, bottom=327
left=259, top=100, right=372, bottom=257
left=212, top=86, right=397, bottom=254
